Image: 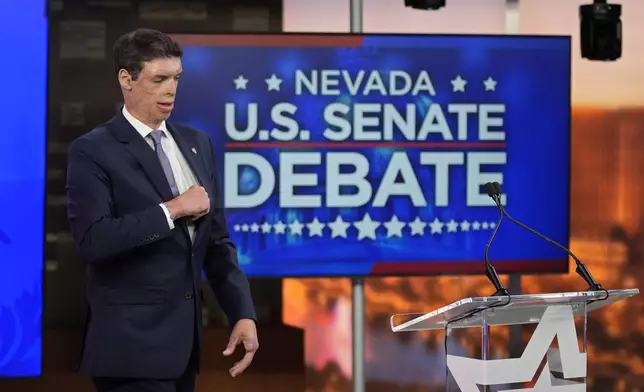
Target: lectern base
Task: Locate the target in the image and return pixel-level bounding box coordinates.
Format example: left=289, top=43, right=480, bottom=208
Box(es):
left=446, top=305, right=587, bottom=392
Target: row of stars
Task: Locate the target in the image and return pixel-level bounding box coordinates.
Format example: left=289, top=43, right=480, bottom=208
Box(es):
left=233, top=74, right=498, bottom=93
left=232, top=214, right=496, bottom=240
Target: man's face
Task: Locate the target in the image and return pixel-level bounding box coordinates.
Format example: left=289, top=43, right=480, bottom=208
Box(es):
left=120, top=57, right=182, bottom=127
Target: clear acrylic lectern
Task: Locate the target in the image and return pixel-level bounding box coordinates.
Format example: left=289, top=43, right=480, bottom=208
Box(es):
left=390, top=289, right=639, bottom=392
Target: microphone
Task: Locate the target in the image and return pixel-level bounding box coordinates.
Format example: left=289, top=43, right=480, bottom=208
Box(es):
left=490, top=182, right=604, bottom=292
left=482, top=182, right=509, bottom=297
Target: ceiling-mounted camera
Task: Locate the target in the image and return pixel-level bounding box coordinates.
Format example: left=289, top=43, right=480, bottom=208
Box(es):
left=580, top=0, right=622, bottom=61
left=404, top=0, right=446, bottom=11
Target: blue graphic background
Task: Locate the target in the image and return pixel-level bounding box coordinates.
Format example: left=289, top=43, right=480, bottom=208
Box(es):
left=0, top=0, right=46, bottom=377
left=172, top=34, right=571, bottom=277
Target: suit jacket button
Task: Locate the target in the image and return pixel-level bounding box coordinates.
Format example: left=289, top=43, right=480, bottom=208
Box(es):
left=184, top=292, right=193, bottom=300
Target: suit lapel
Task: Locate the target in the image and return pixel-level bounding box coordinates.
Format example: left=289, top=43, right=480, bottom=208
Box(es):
left=108, top=111, right=175, bottom=202
left=167, top=122, right=209, bottom=188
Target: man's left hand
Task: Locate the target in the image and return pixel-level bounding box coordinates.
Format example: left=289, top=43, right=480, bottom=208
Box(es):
left=222, top=319, right=259, bottom=377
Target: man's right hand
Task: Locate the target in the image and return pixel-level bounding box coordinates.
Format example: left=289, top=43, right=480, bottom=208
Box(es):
left=165, top=185, right=210, bottom=220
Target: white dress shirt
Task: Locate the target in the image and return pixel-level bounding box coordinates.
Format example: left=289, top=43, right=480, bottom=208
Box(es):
left=122, top=106, right=198, bottom=242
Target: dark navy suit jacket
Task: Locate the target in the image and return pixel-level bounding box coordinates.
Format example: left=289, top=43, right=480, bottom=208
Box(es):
left=65, top=110, right=256, bottom=379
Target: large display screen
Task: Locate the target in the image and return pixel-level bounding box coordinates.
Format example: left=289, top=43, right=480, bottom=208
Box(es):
left=171, top=33, right=571, bottom=277
left=0, top=0, right=46, bottom=377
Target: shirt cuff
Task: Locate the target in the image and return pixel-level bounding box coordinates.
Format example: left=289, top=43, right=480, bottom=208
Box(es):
left=159, top=203, right=175, bottom=230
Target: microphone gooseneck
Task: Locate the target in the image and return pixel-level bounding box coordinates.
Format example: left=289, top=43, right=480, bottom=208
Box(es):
left=483, top=182, right=509, bottom=297
left=491, top=182, right=604, bottom=292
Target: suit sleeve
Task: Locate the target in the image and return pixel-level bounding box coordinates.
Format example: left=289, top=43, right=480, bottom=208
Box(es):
left=66, top=138, right=173, bottom=264
left=202, top=136, right=257, bottom=327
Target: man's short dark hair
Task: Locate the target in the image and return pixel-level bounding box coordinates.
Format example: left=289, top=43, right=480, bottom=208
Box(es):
left=113, top=28, right=183, bottom=80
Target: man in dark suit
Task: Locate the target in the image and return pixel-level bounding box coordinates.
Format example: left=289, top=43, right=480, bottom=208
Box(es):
left=66, top=28, right=258, bottom=392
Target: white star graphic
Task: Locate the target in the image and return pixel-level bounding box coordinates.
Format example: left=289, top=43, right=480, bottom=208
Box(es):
left=241, top=224, right=249, bottom=232
left=261, top=222, right=271, bottom=233
left=460, top=220, right=471, bottom=232
left=306, top=217, right=325, bottom=237
left=289, top=219, right=304, bottom=236
left=328, top=215, right=350, bottom=238
left=451, top=75, right=467, bottom=92
left=383, top=215, right=405, bottom=238
left=233, top=75, right=248, bottom=90
left=483, top=76, right=497, bottom=91
left=265, top=74, right=282, bottom=91
left=409, top=217, right=426, bottom=236
left=446, top=219, right=458, bottom=233
left=250, top=222, right=259, bottom=232
left=482, top=222, right=489, bottom=230
left=472, top=221, right=481, bottom=231
left=273, top=220, right=286, bottom=234
left=490, top=221, right=496, bottom=229
left=353, top=213, right=381, bottom=240
left=429, top=218, right=444, bottom=234
left=234, top=224, right=241, bottom=232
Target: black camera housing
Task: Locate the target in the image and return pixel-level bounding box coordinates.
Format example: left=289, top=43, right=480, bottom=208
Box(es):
left=579, top=2, right=622, bottom=61
left=404, top=0, right=446, bottom=11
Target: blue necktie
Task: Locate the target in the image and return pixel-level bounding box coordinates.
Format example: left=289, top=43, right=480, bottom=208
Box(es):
left=150, top=130, right=180, bottom=197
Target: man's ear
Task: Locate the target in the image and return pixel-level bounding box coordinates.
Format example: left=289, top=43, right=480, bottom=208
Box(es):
left=118, top=69, right=133, bottom=91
